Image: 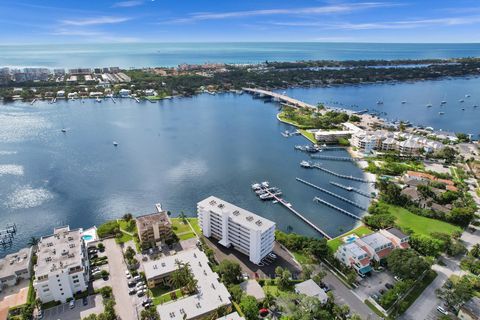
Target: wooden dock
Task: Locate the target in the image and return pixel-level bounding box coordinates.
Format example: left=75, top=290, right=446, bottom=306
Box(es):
left=303, top=162, right=371, bottom=183
left=330, top=181, right=373, bottom=198
left=310, top=154, right=359, bottom=162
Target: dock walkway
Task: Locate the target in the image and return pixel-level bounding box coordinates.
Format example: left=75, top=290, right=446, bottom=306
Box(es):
left=302, top=162, right=371, bottom=183
left=313, top=197, right=362, bottom=220
left=329, top=181, right=373, bottom=198
left=310, top=154, right=359, bottom=162
left=296, top=178, right=368, bottom=210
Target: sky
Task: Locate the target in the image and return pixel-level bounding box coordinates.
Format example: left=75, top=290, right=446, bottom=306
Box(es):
left=0, top=0, right=480, bottom=43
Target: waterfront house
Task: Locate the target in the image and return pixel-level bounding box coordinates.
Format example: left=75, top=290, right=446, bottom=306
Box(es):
left=119, top=88, right=131, bottom=97
left=356, top=233, right=394, bottom=262
left=294, top=279, right=328, bottom=304
left=335, top=242, right=372, bottom=276
left=379, top=227, right=410, bottom=249
left=33, top=226, right=90, bottom=303
left=135, top=204, right=172, bottom=249
left=144, top=248, right=231, bottom=320
left=197, top=196, right=275, bottom=265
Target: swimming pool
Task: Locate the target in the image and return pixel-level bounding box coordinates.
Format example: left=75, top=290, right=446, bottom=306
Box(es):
left=82, top=235, right=93, bottom=241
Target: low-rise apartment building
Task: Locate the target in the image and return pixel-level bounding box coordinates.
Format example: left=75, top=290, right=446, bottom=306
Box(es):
left=0, top=247, right=33, bottom=291
left=356, top=233, right=394, bottom=262
left=144, top=248, right=231, bottom=320
left=135, top=204, right=172, bottom=248
left=335, top=242, right=372, bottom=276
left=197, top=196, right=275, bottom=265
left=33, top=226, right=90, bottom=303
left=379, top=228, right=410, bottom=249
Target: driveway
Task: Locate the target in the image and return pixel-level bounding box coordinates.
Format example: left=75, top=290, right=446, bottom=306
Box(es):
left=103, top=238, right=139, bottom=320
left=322, top=269, right=381, bottom=320
left=354, top=270, right=395, bottom=302
left=43, top=295, right=103, bottom=320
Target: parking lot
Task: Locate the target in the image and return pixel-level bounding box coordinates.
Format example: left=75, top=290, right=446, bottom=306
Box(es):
left=354, top=269, right=396, bottom=302
left=43, top=295, right=103, bottom=320
left=203, top=237, right=301, bottom=279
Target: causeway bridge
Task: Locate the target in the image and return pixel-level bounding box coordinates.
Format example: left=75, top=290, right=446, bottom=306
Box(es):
left=242, top=88, right=317, bottom=109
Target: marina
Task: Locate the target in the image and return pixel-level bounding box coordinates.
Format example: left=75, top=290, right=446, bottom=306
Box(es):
left=251, top=182, right=332, bottom=239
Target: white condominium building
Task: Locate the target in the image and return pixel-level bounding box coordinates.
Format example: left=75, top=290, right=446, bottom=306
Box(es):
left=197, top=196, right=276, bottom=265
left=34, top=226, right=90, bottom=303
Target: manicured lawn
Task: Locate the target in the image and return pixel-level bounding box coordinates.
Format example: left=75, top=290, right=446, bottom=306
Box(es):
left=151, top=288, right=184, bottom=305
left=178, top=232, right=197, bottom=240
left=382, top=202, right=461, bottom=236
left=299, top=129, right=317, bottom=144
left=262, top=285, right=293, bottom=298
left=188, top=218, right=202, bottom=235
left=292, top=251, right=315, bottom=265
left=171, top=218, right=192, bottom=234
left=118, top=219, right=137, bottom=233
left=327, top=225, right=373, bottom=252
left=115, top=231, right=133, bottom=244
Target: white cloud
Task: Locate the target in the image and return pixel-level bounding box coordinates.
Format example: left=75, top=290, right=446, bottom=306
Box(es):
left=112, top=1, right=144, bottom=8
left=160, top=2, right=398, bottom=24
left=61, top=16, right=131, bottom=26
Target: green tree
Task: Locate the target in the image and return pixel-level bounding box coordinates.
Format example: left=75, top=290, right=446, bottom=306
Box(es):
left=140, top=308, right=160, bottom=320
left=27, top=236, right=39, bottom=247
left=240, top=295, right=258, bottom=320
left=122, top=213, right=133, bottom=221
left=228, top=284, right=243, bottom=303
left=276, top=268, right=292, bottom=291
left=217, top=260, right=242, bottom=285
left=387, top=249, right=429, bottom=280
left=437, top=276, right=474, bottom=309
left=469, top=243, right=480, bottom=259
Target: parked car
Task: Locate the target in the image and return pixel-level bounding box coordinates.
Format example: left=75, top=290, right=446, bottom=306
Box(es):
left=385, top=283, right=394, bottom=289
left=372, top=294, right=379, bottom=301
left=136, top=281, right=145, bottom=288
left=379, top=289, right=386, bottom=295
left=128, top=288, right=137, bottom=295
left=128, top=281, right=136, bottom=287
left=268, top=253, right=277, bottom=258
left=394, top=276, right=402, bottom=281
left=69, top=300, right=75, bottom=309
left=142, top=298, right=153, bottom=306
left=137, top=289, right=146, bottom=297
left=144, top=302, right=152, bottom=309
left=82, top=297, right=88, bottom=306
left=436, top=306, right=448, bottom=315
left=133, top=275, right=142, bottom=282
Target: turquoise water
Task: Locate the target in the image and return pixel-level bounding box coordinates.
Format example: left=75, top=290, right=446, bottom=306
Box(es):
left=82, top=235, right=93, bottom=241
left=1, top=42, right=480, bottom=68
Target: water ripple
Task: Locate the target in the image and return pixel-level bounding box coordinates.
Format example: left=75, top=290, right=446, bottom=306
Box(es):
left=5, top=186, right=54, bottom=209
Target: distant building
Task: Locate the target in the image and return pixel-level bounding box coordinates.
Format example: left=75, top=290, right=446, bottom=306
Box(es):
left=33, top=226, right=90, bottom=303
left=135, top=204, right=172, bottom=248
left=458, top=297, right=480, bottom=320
left=294, top=279, right=328, bottom=304
left=144, top=248, right=231, bottom=320
left=335, top=242, right=372, bottom=275
left=197, top=196, right=275, bottom=265
left=144, top=89, right=157, bottom=96
left=53, top=69, right=65, bottom=76
left=119, top=88, right=131, bottom=97
left=56, top=90, right=65, bottom=98
left=0, top=247, right=33, bottom=291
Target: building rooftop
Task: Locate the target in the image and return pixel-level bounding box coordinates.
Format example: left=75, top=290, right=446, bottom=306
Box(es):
left=341, top=242, right=368, bottom=258
left=0, top=247, right=32, bottom=281
left=136, top=209, right=171, bottom=235
left=360, top=232, right=391, bottom=249
left=294, top=279, right=328, bottom=301
left=35, top=226, right=85, bottom=276
left=216, top=312, right=245, bottom=320
left=147, top=248, right=231, bottom=320
left=198, top=196, right=275, bottom=232
left=384, top=227, right=408, bottom=240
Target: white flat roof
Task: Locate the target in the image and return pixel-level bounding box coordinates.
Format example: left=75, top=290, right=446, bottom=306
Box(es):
left=216, top=312, right=246, bottom=320
left=294, top=279, right=328, bottom=301
left=147, top=249, right=231, bottom=320
left=197, top=196, right=275, bottom=232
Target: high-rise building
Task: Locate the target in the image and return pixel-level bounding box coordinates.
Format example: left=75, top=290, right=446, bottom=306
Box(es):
left=197, top=196, right=275, bottom=265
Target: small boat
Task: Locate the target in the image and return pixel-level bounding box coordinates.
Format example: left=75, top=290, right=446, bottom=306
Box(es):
left=474, top=105, right=478, bottom=108
left=261, top=181, right=269, bottom=188
left=251, top=183, right=261, bottom=190
left=462, top=108, right=465, bottom=111
left=439, top=112, right=445, bottom=115
left=300, top=160, right=311, bottom=168
left=376, top=100, right=383, bottom=105
left=466, top=94, right=471, bottom=98
left=113, top=141, right=118, bottom=146
left=401, top=101, right=406, bottom=104
left=255, top=190, right=266, bottom=195
left=272, top=200, right=278, bottom=204
left=61, top=128, right=66, bottom=133
left=96, top=97, right=102, bottom=103
left=459, top=99, right=464, bottom=103
left=441, top=101, right=447, bottom=105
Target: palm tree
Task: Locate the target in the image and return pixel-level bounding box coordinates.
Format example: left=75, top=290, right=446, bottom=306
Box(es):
left=179, top=211, right=187, bottom=223
left=470, top=243, right=480, bottom=259
left=28, top=237, right=39, bottom=247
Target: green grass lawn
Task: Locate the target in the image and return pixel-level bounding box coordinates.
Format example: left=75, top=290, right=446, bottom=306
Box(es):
left=262, top=284, right=293, bottom=298
left=171, top=218, right=192, bottom=234
left=327, top=225, right=373, bottom=252
left=115, top=231, right=133, bottom=244
left=118, top=219, right=137, bottom=233
left=292, top=251, right=315, bottom=265
left=299, top=129, right=317, bottom=144
left=187, top=218, right=202, bottom=235
left=382, top=202, right=461, bottom=236
left=151, top=288, right=184, bottom=305
left=178, top=232, right=197, bottom=240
